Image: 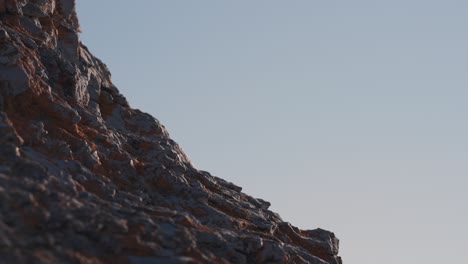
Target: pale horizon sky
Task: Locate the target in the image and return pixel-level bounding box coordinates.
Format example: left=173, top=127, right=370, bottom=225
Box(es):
left=77, top=1, right=468, bottom=263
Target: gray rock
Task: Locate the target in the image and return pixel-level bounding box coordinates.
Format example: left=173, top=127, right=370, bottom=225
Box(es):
left=21, top=0, right=54, bottom=17
left=0, top=66, right=29, bottom=96
left=20, top=16, right=42, bottom=35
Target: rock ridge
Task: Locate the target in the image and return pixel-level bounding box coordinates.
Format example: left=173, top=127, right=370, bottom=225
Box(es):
left=0, top=1, right=342, bottom=263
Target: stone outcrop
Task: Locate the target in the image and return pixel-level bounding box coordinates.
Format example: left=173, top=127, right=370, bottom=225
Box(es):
left=0, top=1, right=342, bottom=263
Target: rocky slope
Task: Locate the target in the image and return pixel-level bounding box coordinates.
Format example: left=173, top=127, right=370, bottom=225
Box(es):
left=0, top=1, right=342, bottom=263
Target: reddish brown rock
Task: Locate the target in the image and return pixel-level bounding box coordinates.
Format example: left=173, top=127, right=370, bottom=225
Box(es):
left=0, top=1, right=342, bottom=263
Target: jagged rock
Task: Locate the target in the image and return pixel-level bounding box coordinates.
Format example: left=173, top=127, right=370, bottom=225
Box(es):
left=0, top=1, right=342, bottom=263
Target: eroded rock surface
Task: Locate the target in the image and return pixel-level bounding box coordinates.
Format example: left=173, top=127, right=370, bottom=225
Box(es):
left=0, top=1, right=342, bottom=263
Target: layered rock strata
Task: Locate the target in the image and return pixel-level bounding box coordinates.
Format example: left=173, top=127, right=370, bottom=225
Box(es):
left=0, top=1, right=342, bottom=263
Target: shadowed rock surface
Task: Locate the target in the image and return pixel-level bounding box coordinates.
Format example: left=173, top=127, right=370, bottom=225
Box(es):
left=0, top=1, right=342, bottom=263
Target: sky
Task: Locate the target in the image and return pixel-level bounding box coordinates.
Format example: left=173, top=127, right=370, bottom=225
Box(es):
left=76, top=1, right=468, bottom=263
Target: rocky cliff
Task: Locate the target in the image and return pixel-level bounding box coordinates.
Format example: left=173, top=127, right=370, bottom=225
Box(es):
left=0, top=1, right=341, bottom=263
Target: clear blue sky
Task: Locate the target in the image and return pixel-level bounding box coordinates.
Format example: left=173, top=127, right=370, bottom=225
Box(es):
left=76, top=1, right=468, bottom=263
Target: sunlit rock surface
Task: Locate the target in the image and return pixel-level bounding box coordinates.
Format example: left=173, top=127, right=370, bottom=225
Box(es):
left=0, top=1, right=342, bottom=263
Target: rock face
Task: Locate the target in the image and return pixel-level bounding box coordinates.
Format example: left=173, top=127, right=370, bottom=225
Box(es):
left=0, top=1, right=342, bottom=263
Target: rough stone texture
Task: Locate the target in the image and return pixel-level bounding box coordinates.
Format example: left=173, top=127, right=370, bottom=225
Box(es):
left=0, top=1, right=342, bottom=263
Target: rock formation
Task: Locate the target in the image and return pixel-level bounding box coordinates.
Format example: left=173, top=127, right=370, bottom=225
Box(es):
left=0, top=1, right=342, bottom=263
